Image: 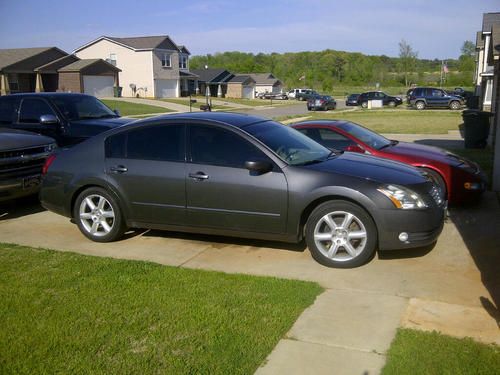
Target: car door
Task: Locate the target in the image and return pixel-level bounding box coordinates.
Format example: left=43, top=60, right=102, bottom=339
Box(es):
left=186, top=123, right=288, bottom=234
left=16, top=97, right=62, bottom=141
left=104, top=123, right=187, bottom=225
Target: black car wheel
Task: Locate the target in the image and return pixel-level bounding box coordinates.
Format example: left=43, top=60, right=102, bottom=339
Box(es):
left=306, top=200, right=377, bottom=268
left=388, top=101, right=396, bottom=107
left=361, top=101, right=368, bottom=108
left=73, top=187, right=126, bottom=242
left=415, top=101, right=426, bottom=110
left=449, top=101, right=460, bottom=110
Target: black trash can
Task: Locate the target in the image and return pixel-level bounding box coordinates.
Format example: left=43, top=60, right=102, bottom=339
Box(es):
left=461, top=110, right=493, bottom=148
left=113, top=86, right=123, bottom=98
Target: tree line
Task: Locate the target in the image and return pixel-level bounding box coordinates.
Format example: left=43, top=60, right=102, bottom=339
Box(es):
left=190, top=41, right=475, bottom=91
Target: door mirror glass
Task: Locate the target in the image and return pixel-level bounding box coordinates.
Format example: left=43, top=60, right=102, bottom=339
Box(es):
left=39, top=114, right=59, bottom=125
left=245, top=160, right=273, bottom=174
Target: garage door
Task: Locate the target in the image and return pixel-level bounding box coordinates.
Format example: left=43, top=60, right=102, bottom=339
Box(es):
left=155, top=79, right=178, bottom=98
left=242, top=86, right=254, bottom=99
left=83, top=75, right=114, bottom=98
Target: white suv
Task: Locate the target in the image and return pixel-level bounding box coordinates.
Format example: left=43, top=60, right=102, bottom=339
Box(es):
left=287, top=88, right=311, bottom=99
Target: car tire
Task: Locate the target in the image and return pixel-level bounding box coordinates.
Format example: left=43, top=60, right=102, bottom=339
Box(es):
left=420, top=167, right=447, bottom=201
left=388, top=101, right=396, bottom=107
left=361, top=101, right=368, bottom=108
left=299, top=97, right=304, bottom=101
left=449, top=101, right=460, bottom=110
left=305, top=200, right=377, bottom=268
left=415, top=101, right=426, bottom=110
left=73, top=187, right=126, bottom=243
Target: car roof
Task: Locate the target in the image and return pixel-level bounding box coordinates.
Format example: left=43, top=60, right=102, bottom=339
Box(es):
left=2, top=92, right=95, bottom=99
left=131, top=111, right=271, bottom=129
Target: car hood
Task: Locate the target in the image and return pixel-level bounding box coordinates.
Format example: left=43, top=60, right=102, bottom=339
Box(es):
left=68, top=117, right=134, bottom=137
left=382, top=141, right=451, bottom=163
left=306, top=152, right=426, bottom=185
left=0, top=127, right=55, bottom=150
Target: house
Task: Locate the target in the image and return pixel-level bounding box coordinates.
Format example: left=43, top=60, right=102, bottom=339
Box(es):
left=73, top=35, right=197, bottom=98
left=227, top=75, right=256, bottom=99
left=249, top=73, right=283, bottom=95
left=474, top=12, right=500, bottom=111
left=191, top=68, right=234, bottom=98
left=0, top=47, right=120, bottom=97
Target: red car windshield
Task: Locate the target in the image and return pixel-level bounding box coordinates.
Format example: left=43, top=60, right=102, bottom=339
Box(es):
left=336, top=122, right=392, bottom=150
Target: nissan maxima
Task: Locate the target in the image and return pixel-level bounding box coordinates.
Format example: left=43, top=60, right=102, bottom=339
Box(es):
left=40, top=112, right=445, bottom=268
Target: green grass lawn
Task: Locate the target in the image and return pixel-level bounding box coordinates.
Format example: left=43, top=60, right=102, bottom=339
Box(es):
left=279, top=109, right=463, bottom=134
left=160, top=98, right=228, bottom=110
left=0, top=243, right=322, bottom=375
left=382, top=328, right=500, bottom=375
left=101, top=99, right=173, bottom=116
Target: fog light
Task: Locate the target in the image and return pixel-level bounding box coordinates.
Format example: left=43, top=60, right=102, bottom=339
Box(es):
left=398, top=232, right=409, bottom=242
left=464, top=182, right=482, bottom=190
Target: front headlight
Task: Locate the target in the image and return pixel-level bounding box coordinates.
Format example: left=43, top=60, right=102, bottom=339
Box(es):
left=377, top=184, right=428, bottom=209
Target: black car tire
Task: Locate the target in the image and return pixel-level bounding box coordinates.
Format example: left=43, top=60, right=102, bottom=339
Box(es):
left=73, top=187, right=126, bottom=242
left=306, top=200, right=377, bottom=268
left=449, top=101, right=460, bottom=110
left=420, top=167, right=447, bottom=201
left=361, top=101, right=368, bottom=108
left=388, top=101, right=396, bottom=107
left=415, top=101, right=426, bottom=110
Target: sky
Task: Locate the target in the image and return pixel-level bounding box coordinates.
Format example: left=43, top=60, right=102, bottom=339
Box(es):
left=0, top=0, right=498, bottom=59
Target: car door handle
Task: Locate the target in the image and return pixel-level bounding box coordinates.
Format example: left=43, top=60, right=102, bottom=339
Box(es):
left=109, top=165, right=128, bottom=174
left=189, top=172, right=209, bottom=181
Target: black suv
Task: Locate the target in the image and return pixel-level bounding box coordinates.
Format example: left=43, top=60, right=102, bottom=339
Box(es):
left=407, top=87, right=464, bottom=110
left=357, top=91, right=403, bottom=108
left=0, top=93, right=132, bottom=146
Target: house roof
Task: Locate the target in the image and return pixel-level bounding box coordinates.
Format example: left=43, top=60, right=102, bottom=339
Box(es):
left=482, top=12, right=500, bottom=33
left=229, top=74, right=255, bottom=85
left=249, top=73, right=281, bottom=86
left=74, top=35, right=190, bottom=54
left=35, top=54, right=80, bottom=72
left=180, top=71, right=198, bottom=78
left=0, top=47, right=67, bottom=72
left=58, top=58, right=121, bottom=72
left=191, top=68, right=233, bottom=83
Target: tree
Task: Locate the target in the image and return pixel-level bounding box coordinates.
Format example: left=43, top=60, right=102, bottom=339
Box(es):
left=398, top=39, right=418, bottom=87
left=461, top=40, right=475, bottom=57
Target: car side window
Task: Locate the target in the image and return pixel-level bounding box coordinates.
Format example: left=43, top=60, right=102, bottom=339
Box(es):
left=432, top=89, right=443, bottom=97
left=0, top=97, right=20, bottom=124
left=189, top=125, right=267, bottom=168
left=106, top=124, right=185, bottom=162
left=19, top=98, right=55, bottom=123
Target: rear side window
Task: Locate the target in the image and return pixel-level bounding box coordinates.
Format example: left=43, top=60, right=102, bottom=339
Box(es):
left=19, top=98, right=55, bottom=123
left=0, top=97, right=20, bottom=124
left=106, top=124, right=185, bottom=162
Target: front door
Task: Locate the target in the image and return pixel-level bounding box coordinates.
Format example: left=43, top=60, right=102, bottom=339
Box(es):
left=104, top=123, right=186, bottom=225
left=186, top=124, right=288, bottom=234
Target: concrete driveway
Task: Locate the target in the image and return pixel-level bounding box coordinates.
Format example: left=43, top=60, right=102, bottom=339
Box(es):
left=1, top=133, right=499, bottom=374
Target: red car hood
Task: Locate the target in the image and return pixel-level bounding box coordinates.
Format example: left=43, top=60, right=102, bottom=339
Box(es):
left=381, top=141, right=452, bottom=163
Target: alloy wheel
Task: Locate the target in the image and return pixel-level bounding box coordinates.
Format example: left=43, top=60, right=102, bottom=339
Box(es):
left=79, top=194, right=116, bottom=237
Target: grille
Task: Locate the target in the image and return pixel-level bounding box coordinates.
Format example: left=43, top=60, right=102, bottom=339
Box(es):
left=0, top=146, right=47, bottom=159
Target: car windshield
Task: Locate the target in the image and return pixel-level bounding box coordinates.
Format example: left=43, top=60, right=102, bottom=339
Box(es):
left=50, top=95, right=118, bottom=121
left=336, top=121, right=392, bottom=150
left=244, top=121, right=332, bottom=166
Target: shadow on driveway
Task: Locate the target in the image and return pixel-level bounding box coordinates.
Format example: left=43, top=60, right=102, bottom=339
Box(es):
left=0, top=196, right=45, bottom=221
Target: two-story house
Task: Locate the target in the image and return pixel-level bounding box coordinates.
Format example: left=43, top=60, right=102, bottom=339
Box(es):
left=74, top=35, right=197, bottom=98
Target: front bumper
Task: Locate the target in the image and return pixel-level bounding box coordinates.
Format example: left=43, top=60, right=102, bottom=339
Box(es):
left=0, top=175, right=41, bottom=202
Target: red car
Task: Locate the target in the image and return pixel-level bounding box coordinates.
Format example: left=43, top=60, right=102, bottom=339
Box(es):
left=291, top=120, right=487, bottom=205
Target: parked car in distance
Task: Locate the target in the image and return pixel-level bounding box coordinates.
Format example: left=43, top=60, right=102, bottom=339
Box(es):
left=296, top=89, right=320, bottom=101
left=292, top=119, right=487, bottom=205
left=0, top=93, right=133, bottom=146
left=346, top=93, right=360, bottom=106
left=0, top=128, right=56, bottom=202
left=41, top=112, right=445, bottom=268
left=406, top=87, right=465, bottom=110
left=287, top=88, right=311, bottom=99
left=357, top=91, right=403, bottom=108
left=307, top=95, right=336, bottom=111
left=257, top=92, right=288, bottom=100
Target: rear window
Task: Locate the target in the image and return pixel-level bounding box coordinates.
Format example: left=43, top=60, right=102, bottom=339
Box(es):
left=0, top=97, right=20, bottom=124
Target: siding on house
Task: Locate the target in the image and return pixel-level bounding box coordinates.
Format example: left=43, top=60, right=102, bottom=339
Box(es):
left=58, top=72, right=82, bottom=93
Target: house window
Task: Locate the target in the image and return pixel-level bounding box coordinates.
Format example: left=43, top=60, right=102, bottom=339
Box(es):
left=107, top=53, right=117, bottom=66
left=162, top=53, right=172, bottom=68
left=8, top=74, right=19, bottom=92
left=179, top=55, right=188, bottom=69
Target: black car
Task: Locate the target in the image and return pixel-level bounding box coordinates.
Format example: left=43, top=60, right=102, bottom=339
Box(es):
left=346, top=93, right=360, bottom=106
left=357, top=91, right=403, bottom=108
left=0, top=128, right=56, bottom=202
left=257, top=92, right=288, bottom=100
left=307, top=95, right=336, bottom=111
left=0, top=93, right=133, bottom=146
left=406, top=87, right=465, bottom=110
left=296, top=90, right=320, bottom=101
left=40, top=112, right=445, bottom=268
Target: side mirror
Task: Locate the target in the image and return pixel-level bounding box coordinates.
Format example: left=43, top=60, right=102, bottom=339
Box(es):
left=245, top=160, right=273, bottom=174
left=345, top=144, right=365, bottom=153
left=39, top=114, right=59, bottom=125
left=113, top=109, right=121, bottom=116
